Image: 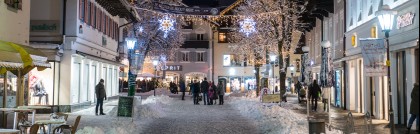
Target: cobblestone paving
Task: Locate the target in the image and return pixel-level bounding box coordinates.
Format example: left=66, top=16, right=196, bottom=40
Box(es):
left=140, top=95, right=259, bottom=134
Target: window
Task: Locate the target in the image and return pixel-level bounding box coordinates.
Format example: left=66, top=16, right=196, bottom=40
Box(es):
left=223, top=54, right=242, bottom=66
left=196, top=34, right=204, bottom=40
left=218, top=32, right=227, bottom=43
left=96, top=7, right=100, bottom=29
left=371, top=26, right=377, bottom=38
left=181, top=52, right=189, bottom=62
left=196, top=52, right=204, bottom=62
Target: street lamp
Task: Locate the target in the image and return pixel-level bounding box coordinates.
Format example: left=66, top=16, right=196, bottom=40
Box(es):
left=376, top=4, right=397, bottom=134
left=270, top=55, right=276, bottom=93
left=125, top=38, right=137, bottom=96
left=152, top=59, right=159, bottom=96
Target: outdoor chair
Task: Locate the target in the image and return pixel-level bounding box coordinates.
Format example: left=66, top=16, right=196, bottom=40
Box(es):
left=29, top=124, right=40, bottom=134
left=52, top=115, right=81, bottom=134
left=17, top=112, right=32, bottom=134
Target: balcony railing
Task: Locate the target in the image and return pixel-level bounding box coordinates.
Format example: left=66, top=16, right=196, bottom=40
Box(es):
left=181, top=40, right=209, bottom=48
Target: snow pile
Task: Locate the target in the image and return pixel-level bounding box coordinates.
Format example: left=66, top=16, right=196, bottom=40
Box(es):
left=76, top=126, right=105, bottom=134
left=231, top=97, right=308, bottom=134
left=138, top=88, right=171, bottom=96
left=109, top=94, right=173, bottom=119
left=231, top=97, right=343, bottom=134
left=279, top=101, right=305, bottom=110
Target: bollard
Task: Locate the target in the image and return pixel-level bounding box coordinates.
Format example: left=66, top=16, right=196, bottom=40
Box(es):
left=308, top=119, right=326, bottom=134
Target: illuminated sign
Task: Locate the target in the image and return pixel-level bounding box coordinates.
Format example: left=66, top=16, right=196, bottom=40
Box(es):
left=351, top=35, right=357, bottom=47
left=397, top=12, right=415, bottom=29
left=223, top=55, right=231, bottom=66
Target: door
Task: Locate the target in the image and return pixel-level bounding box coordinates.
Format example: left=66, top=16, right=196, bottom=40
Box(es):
left=335, top=70, right=342, bottom=107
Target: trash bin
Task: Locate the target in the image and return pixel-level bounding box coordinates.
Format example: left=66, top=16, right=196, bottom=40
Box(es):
left=308, top=119, right=325, bottom=134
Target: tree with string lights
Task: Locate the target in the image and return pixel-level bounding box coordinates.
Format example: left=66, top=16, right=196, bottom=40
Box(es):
left=229, top=0, right=307, bottom=97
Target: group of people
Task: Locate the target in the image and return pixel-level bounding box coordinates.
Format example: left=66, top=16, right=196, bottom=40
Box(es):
left=302, top=80, right=330, bottom=112
left=179, top=78, right=225, bottom=105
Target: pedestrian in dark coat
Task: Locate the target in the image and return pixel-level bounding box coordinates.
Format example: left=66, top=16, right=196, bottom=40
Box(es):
left=192, top=80, right=200, bottom=105
left=200, top=78, right=210, bottom=105
left=310, top=80, right=321, bottom=111
left=217, top=82, right=225, bottom=105
left=95, top=79, right=107, bottom=115
left=408, top=83, right=419, bottom=131
left=179, top=80, right=186, bottom=100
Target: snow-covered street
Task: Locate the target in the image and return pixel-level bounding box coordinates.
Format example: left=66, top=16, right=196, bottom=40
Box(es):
left=32, top=89, right=342, bottom=134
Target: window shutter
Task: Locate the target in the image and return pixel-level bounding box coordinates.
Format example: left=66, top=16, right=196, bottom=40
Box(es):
left=204, top=52, right=207, bottom=62
left=103, top=15, right=106, bottom=35
left=96, top=7, right=100, bottom=29
left=84, top=1, right=89, bottom=25
left=190, top=52, right=195, bottom=62
left=91, top=3, right=95, bottom=28
left=79, top=0, right=84, bottom=21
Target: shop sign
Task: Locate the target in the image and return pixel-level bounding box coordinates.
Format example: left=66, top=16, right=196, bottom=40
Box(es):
left=360, top=38, right=387, bottom=76
left=166, top=65, right=182, bottom=71
left=30, top=20, right=60, bottom=33
left=397, top=12, right=415, bottom=29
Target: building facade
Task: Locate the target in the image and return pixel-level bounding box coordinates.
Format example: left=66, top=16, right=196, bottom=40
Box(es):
left=344, top=0, right=419, bottom=123
left=141, top=22, right=212, bottom=87
left=28, top=0, right=132, bottom=111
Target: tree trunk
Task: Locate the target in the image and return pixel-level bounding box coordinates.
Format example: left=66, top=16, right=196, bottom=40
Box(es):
left=255, top=66, right=260, bottom=97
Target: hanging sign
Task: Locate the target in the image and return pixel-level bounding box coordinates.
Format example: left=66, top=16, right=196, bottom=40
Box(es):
left=360, top=38, right=387, bottom=76
left=150, top=2, right=219, bottom=15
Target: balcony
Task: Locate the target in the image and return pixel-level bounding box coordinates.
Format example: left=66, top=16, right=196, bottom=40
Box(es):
left=181, top=40, right=209, bottom=49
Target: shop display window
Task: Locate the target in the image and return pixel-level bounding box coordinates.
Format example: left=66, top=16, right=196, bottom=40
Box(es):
left=0, top=72, right=18, bottom=108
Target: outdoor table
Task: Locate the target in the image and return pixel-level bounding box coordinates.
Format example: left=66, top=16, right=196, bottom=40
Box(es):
left=0, top=129, right=20, bottom=134
left=35, top=120, right=65, bottom=134
left=18, top=106, right=50, bottom=124
left=0, top=108, right=33, bottom=130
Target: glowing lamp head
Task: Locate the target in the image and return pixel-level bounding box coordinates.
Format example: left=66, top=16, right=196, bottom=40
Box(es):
left=376, top=5, right=397, bottom=31
left=125, top=38, right=137, bottom=50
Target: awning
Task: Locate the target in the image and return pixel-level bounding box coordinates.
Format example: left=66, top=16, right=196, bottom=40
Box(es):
left=0, top=40, right=51, bottom=74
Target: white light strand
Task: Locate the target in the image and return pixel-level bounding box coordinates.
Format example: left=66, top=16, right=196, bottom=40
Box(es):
left=239, top=17, right=256, bottom=37
left=158, top=15, right=175, bottom=38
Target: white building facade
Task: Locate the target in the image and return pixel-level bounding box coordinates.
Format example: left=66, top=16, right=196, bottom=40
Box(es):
left=344, top=0, right=419, bottom=124
left=29, top=0, right=131, bottom=112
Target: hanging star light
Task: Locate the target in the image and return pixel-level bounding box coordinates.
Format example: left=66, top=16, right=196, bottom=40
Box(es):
left=158, top=15, right=175, bottom=38
left=239, top=17, right=256, bottom=37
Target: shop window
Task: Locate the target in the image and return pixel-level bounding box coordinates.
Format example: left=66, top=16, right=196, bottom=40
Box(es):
left=196, top=52, right=205, bottom=62
left=223, top=54, right=242, bottom=66
left=218, top=32, right=227, bottom=43
left=0, top=72, right=18, bottom=108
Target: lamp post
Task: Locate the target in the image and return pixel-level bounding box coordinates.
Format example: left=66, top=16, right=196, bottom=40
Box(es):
left=270, top=55, right=276, bottom=93
left=376, top=5, right=397, bottom=134
left=152, top=59, right=159, bottom=96
left=302, top=46, right=310, bottom=117
left=126, top=38, right=137, bottom=96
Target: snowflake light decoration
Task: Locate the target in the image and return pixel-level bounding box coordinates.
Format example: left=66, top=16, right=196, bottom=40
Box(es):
left=158, top=15, right=175, bottom=38
left=239, top=17, right=256, bottom=37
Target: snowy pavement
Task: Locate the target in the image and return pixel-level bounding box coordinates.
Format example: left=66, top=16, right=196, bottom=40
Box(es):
left=30, top=89, right=343, bottom=134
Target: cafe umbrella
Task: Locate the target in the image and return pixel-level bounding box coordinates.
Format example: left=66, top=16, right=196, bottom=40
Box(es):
left=0, top=40, right=51, bottom=107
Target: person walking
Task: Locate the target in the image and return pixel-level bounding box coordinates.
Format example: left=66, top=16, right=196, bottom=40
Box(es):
left=208, top=81, right=215, bottom=105
left=295, top=81, right=302, bottom=102
left=192, top=80, right=200, bottom=105
left=95, top=79, right=107, bottom=115
left=217, top=81, right=225, bottom=105
left=310, top=80, right=321, bottom=112
left=200, top=78, right=210, bottom=105
left=407, top=83, right=419, bottom=133
left=210, top=82, right=218, bottom=105
left=179, top=80, right=186, bottom=100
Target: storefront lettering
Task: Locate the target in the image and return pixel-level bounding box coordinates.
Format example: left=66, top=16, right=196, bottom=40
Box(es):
left=30, top=20, right=60, bottom=33
left=397, top=12, right=415, bottom=29
left=167, top=65, right=182, bottom=71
